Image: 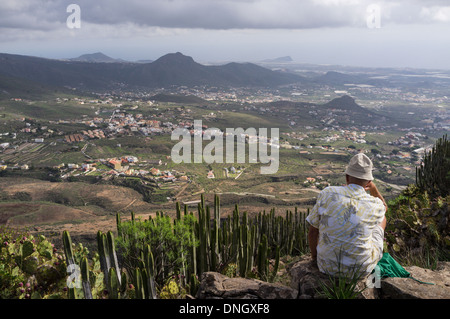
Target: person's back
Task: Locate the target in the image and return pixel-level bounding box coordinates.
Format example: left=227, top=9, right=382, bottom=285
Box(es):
left=307, top=153, right=387, bottom=278
left=307, top=184, right=385, bottom=277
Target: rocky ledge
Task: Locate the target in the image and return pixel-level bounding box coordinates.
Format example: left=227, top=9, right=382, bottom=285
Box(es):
left=195, top=255, right=450, bottom=299
left=196, top=272, right=297, bottom=299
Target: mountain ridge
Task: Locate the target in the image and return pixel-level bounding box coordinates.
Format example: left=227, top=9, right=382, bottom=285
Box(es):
left=0, top=52, right=304, bottom=91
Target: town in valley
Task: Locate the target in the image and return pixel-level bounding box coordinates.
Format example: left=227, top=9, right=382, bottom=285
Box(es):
left=0, top=55, right=449, bottom=237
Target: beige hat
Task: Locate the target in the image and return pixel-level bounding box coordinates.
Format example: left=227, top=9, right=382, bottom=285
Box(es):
left=345, top=153, right=374, bottom=180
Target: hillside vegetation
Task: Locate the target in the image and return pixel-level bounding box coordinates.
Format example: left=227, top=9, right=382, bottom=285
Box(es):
left=385, top=134, right=450, bottom=267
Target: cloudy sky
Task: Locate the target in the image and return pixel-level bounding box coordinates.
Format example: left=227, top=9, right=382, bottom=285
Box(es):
left=1, top=0, right=450, bottom=69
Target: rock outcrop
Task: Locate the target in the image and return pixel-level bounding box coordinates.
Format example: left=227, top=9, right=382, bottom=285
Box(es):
left=380, top=262, right=450, bottom=299
left=195, top=254, right=450, bottom=299
left=195, top=272, right=297, bottom=299
left=288, top=255, right=377, bottom=299
left=288, top=254, right=450, bottom=299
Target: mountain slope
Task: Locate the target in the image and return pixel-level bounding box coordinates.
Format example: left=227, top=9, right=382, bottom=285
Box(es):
left=210, top=62, right=302, bottom=87
left=322, top=95, right=367, bottom=112
left=0, top=73, right=75, bottom=100
left=0, top=53, right=127, bottom=90
left=0, top=52, right=304, bottom=91
left=321, top=95, right=388, bottom=126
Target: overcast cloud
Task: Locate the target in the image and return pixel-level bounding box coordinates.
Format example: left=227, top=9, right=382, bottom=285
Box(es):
left=2, top=0, right=450, bottom=30
left=0, top=0, right=450, bottom=68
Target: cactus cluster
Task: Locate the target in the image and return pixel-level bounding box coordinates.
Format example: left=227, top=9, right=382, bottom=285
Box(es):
left=61, top=193, right=309, bottom=298
left=188, top=194, right=309, bottom=282
left=115, top=210, right=191, bottom=298
left=133, top=244, right=157, bottom=299
left=416, top=134, right=450, bottom=198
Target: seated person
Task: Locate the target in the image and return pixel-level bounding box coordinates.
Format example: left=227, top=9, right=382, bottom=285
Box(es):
left=306, top=153, right=387, bottom=277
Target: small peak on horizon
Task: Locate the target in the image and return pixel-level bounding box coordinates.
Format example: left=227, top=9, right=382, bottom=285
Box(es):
left=75, top=52, right=109, bottom=58
left=261, top=56, right=294, bottom=63
left=154, top=52, right=197, bottom=64
left=70, top=52, right=119, bottom=63
left=165, top=52, right=190, bottom=58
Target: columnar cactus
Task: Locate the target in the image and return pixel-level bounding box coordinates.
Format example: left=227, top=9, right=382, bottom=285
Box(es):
left=133, top=268, right=145, bottom=299
left=176, top=201, right=182, bottom=220
left=257, top=234, right=269, bottom=281
left=97, top=231, right=110, bottom=288
left=270, top=245, right=280, bottom=283
left=62, top=230, right=75, bottom=267
left=108, top=267, right=119, bottom=299
left=116, top=212, right=122, bottom=238
left=142, top=244, right=157, bottom=299
left=106, top=231, right=121, bottom=285
left=189, top=273, right=200, bottom=296
left=63, top=231, right=93, bottom=299
left=80, top=257, right=93, bottom=299
left=96, top=230, right=124, bottom=298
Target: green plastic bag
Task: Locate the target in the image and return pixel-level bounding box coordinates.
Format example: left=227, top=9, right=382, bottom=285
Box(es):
left=375, top=253, right=434, bottom=285
left=377, top=253, right=410, bottom=278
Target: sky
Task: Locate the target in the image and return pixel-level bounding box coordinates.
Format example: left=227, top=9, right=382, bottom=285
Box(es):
left=1, top=0, right=450, bottom=69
